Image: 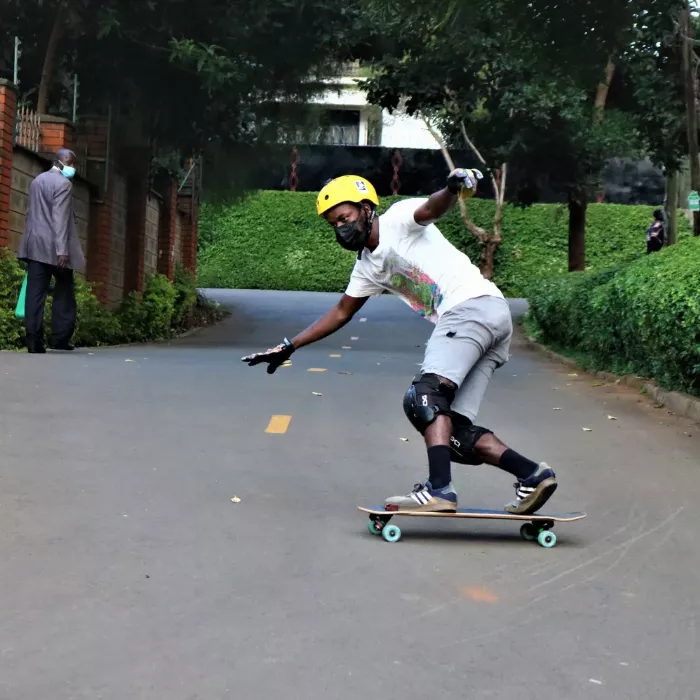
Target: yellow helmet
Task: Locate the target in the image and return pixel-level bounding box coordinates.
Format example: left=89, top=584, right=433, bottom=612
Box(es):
left=316, top=175, right=379, bottom=216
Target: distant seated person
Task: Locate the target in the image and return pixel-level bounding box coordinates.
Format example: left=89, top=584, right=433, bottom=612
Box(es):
left=646, top=209, right=665, bottom=254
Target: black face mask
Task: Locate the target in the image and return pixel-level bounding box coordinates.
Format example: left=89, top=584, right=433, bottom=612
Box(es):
left=335, top=207, right=375, bottom=256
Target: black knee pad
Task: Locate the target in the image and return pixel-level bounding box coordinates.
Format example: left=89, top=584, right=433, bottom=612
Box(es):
left=403, top=373, right=456, bottom=434
left=450, top=415, right=492, bottom=465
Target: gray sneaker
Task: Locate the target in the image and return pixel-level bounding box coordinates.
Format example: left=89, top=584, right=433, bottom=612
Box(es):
left=385, top=480, right=458, bottom=512
left=504, top=463, right=558, bottom=515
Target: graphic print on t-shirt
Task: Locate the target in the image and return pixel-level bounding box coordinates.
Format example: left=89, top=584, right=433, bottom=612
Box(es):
left=386, top=252, right=443, bottom=322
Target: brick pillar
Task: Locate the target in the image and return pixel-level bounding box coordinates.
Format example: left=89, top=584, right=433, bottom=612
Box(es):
left=39, top=115, right=74, bottom=155
left=157, top=176, right=178, bottom=280
left=80, top=115, right=112, bottom=303
left=178, top=159, right=200, bottom=275
left=88, top=182, right=113, bottom=304
left=123, top=147, right=150, bottom=294
left=0, top=80, right=17, bottom=248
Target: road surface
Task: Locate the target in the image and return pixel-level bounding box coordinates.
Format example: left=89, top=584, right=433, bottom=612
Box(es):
left=1, top=289, right=698, bottom=699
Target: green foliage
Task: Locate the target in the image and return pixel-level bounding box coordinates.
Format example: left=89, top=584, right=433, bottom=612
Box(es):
left=0, top=249, right=26, bottom=350
left=0, top=247, right=220, bottom=349
left=196, top=190, right=687, bottom=296
left=527, top=237, right=700, bottom=396
left=172, top=263, right=198, bottom=327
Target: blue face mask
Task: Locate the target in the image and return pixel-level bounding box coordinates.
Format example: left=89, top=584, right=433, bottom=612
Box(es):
left=59, top=161, right=76, bottom=179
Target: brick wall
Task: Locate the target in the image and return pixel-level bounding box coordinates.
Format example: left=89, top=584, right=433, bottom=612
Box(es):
left=0, top=80, right=16, bottom=247
left=144, top=193, right=160, bottom=278
left=108, top=173, right=128, bottom=305
left=174, top=210, right=183, bottom=267
left=39, top=116, right=74, bottom=154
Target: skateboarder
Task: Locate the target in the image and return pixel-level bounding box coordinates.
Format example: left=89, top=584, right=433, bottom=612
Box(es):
left=242, top=172, right=558, bottom=515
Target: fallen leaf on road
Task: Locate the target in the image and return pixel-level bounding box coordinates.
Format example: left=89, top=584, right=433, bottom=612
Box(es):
left=552, top=407, right=561, bottom=411
left=567, top=373, right=578, bottom=377
left=342, top=346, right=352, bottom=349
left=582, top=427, right=593, bottom=432
left=351, top=337, right=359, bottom=341
left=281, top=360, right=292, bottom=367
left=607, top=415, right=617, bottom=420
left=591, top=382, right=605, bottom=387
left=376, top=363, right=381, bottom=365
left=125, top=359, right=134, bottom=363
left=399, top=437, right=409, bottom=442
left=231, top=496, right=241, bottom=503
left=359, top=317, right=367, bottom=323
left=88, top=352, right=94, bottom=356
left=312, top=392, right=323, bottom=396
left=338, top=371, right=353, bottom=375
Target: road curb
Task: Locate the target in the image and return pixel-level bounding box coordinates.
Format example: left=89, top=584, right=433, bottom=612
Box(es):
left=521, top=335, right=700, bottom=425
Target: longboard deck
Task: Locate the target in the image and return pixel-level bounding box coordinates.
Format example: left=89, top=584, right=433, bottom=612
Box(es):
left=358, top=506, right=586, bottom=523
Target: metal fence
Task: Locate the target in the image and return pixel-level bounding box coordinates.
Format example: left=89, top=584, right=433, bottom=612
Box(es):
left=15, top=104, right=42, bottom=152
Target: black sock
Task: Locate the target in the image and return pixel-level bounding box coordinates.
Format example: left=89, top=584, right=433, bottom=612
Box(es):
left=427, top=445, right=452, bottom=490
left=498, top=449, right=538, bottom=481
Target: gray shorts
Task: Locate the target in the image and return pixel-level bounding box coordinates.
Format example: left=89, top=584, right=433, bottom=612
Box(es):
left=421, top=296, right=513, bottom=422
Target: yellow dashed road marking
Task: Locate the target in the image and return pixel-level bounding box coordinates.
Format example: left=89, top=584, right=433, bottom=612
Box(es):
left=265, top=415, right=292, bottom=434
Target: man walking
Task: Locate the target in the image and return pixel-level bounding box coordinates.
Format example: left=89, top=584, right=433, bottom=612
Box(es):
left=18, top=149, right=85, bottom=353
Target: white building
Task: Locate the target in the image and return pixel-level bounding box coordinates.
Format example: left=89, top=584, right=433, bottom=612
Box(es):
left=303, top=76, right=441, bottom=149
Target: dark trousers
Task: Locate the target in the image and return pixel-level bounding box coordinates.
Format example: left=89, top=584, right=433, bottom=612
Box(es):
left=25, top=260, right=77, bottom=349
left=647, top=238, right=663, bottom=254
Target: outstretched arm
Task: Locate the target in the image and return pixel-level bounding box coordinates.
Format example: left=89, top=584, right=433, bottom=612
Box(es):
left=291, top=294, right=368, bottom=349
left=242, top=294, right=369, bottom=373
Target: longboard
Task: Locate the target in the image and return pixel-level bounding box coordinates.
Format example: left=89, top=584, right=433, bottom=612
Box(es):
left=358, top=506, right=586, bottom=548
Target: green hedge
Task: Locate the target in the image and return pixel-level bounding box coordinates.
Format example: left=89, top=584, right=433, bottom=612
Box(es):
left=0, top=248, right=223, bottom=350
left=197, top=190, right=687, bottom=296
left=526, top=236, right=700, bottom=396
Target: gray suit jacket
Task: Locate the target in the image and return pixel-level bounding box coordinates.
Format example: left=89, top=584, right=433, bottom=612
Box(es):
left=17, top=168, right=86, bottom=272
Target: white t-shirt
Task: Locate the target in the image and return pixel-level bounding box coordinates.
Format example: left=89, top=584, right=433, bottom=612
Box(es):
left=345, top=198, right=503, bottom=323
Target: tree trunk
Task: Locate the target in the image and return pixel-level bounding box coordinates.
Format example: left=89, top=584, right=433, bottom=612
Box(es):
left=681, top=3, right=700, bottom=236
left=568, top=193, right=587, bottom=272
left=593, top=58, right=616, bottom=124
left=37, top=4, right=66, bottom=114
left=666, top=171, right=679, bottom=246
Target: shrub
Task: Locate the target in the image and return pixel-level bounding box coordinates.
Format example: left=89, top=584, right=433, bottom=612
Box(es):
left=0, top=248, right=26, bottom=349
left=0, top=246, right=221, bottom=349
left=197, top=191, right=688, bottom=296
left=527, top=236, right=700, bottom=396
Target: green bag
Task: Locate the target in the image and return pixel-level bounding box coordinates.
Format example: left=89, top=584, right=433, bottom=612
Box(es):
left=14, top=274, right=27, bottom=320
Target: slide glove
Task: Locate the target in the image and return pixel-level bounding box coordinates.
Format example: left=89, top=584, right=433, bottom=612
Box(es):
left=241, top=338, right=295, bottom=374
left=447, top=168, right=483, bottom=199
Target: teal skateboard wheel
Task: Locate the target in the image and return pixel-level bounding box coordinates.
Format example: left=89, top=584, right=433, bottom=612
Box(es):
left=520, top=523, right=538, bottom=541
left=537, top=530, right=557, bottom=548
left=368, top=518, right=383, bottom=535
left=382, top=524, right=402, bottom=543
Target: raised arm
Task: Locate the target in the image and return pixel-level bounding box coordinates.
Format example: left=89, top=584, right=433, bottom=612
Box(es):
left=413, top=168, right=482, bottom=226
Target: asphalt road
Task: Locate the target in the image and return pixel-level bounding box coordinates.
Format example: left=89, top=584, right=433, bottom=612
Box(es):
left=1, top=289, right=699, bottom=700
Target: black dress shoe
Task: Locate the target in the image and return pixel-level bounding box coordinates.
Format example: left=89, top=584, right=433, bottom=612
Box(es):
left=48, top=342, right=75, bottom=351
